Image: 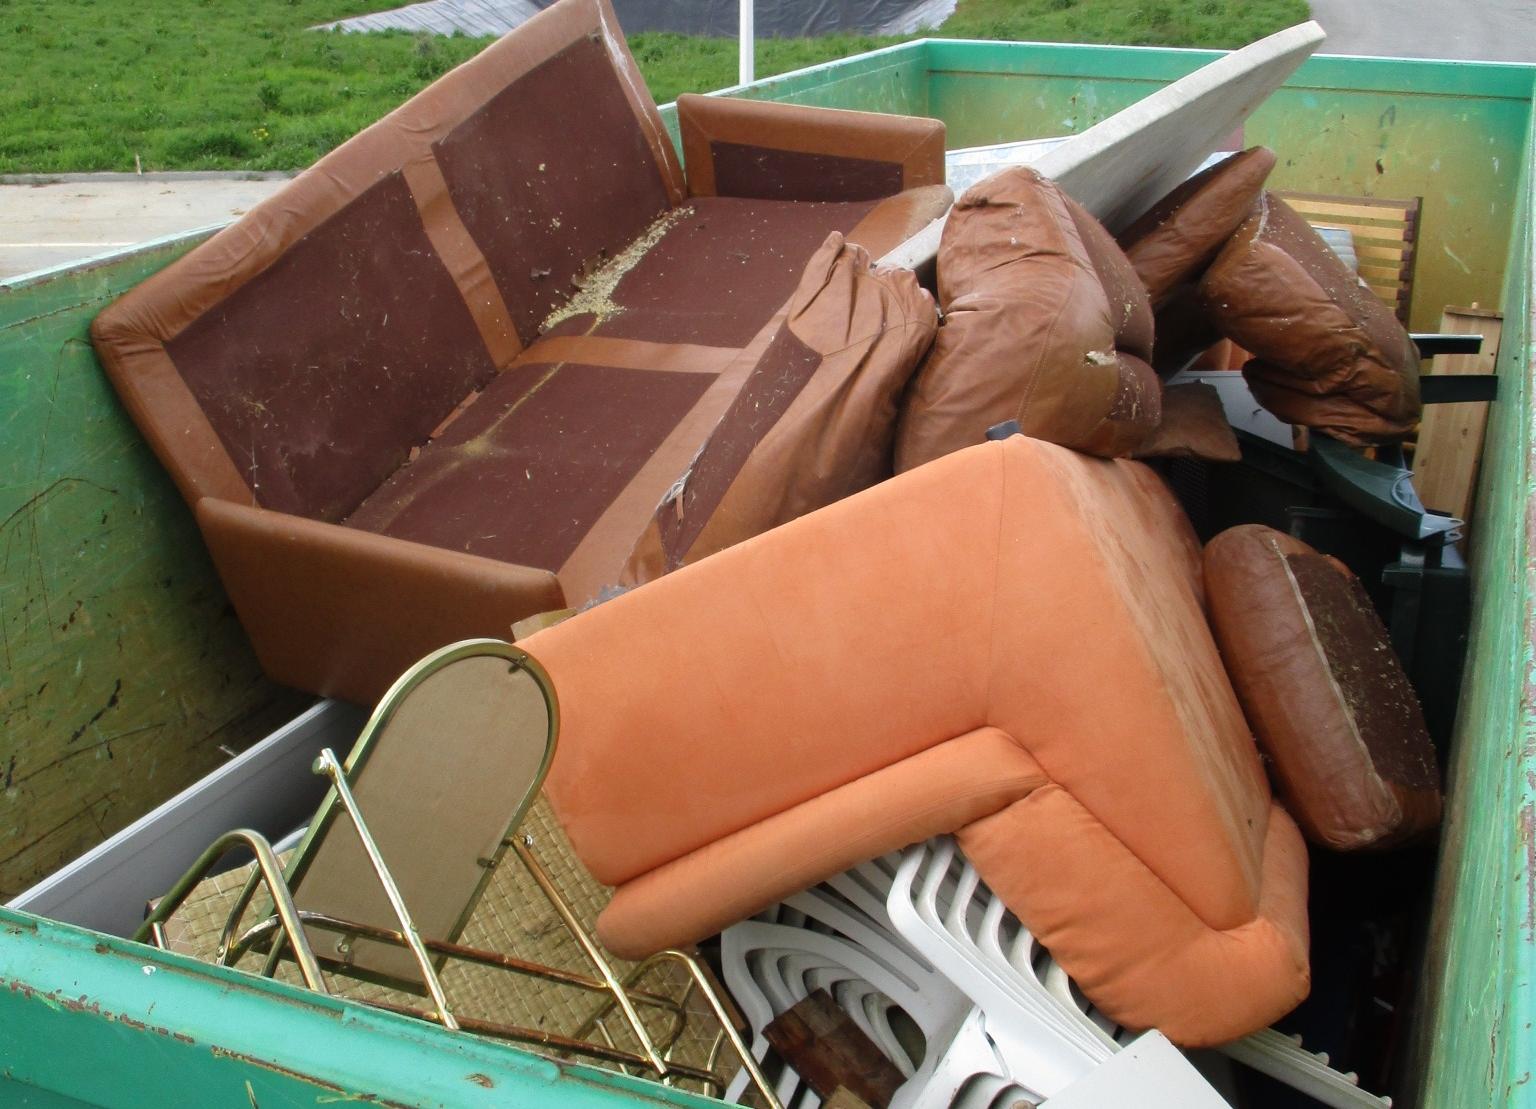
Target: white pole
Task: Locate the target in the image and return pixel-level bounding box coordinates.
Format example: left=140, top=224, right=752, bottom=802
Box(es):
left=739, top=0, right=754, bottom=86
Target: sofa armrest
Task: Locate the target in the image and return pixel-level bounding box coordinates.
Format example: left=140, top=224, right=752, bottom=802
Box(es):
left=677, top=94, right=945, bottom=202
left=196, top=498, right=565, bottom=706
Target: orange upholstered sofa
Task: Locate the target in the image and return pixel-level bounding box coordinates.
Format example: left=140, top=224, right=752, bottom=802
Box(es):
left=521, top=435, right=1310, bottom=1046
left=90, top=0, right=949, bottom=705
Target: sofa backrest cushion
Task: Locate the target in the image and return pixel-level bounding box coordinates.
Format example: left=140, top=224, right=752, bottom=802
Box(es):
left=895, top=167, right=1160, bottom=471
left=1117, top=146, right=1276, bottom=307
left=91, top=0, right=684, bottom=520
left=1204, top=524, right=1441, bottom=849
left=164, top=172, right=501, bottom=521
left=432, top=30, right=682, bottom=344
left=1198, top=192, right=1421, bottom=445
left=677, top=94, right=948, bottom=203
left=620, top=233, right=937, bottom=582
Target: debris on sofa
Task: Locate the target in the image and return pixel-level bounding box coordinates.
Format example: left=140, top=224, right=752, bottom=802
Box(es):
left=1204, top=524, right=1442, bottom=850
left=895, top=167, right=1161, bottom=470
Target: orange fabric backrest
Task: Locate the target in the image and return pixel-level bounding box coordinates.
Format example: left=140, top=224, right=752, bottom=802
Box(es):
left=529, top=437, right=1270, bottom=933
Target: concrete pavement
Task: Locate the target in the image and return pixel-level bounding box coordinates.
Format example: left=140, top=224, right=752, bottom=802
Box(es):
left=0, top=174, right=290, bottom=281
left=1307, top=0, right=1536, bottom=63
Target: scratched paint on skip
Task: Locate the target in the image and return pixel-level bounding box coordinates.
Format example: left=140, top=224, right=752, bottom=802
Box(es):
left=1, top=251, right=306, bottom=896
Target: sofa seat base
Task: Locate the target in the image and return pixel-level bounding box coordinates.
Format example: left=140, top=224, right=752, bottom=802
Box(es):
left=344, top=188, right=951, bottom=602
left=342, top=359, right=721, bottom=572
left=545, top=191, right=950, bottom=348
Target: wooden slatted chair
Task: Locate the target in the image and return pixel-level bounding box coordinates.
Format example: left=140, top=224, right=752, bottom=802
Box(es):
left=1276, top=191, right=1422, bottom=323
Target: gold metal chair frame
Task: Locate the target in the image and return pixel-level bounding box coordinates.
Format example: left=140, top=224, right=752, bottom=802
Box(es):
left=135, top=639, right=780, bottom=1107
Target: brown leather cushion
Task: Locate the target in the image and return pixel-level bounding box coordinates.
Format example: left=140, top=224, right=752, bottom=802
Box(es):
left=1199, top=193, right=1421, bottom=445
left=1118, top=147, right=1276, bottom=308
left=895, top=167, right=1159, bottom=470
left=1204, top=525, right=1442, bottom=850
left=1133, top=383, right=1240, bottom=463
left=621, top=233, right=937, bottom=583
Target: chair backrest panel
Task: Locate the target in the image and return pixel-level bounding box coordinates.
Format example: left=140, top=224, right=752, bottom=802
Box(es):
left=291, top=645, right=555, bottom=982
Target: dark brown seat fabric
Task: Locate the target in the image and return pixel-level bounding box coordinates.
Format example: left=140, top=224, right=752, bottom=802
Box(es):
left=90, top=0, right=950, bottom=703
left=895, top=167, right=1159, bottom=471
left=1198, top=192, right=1421, bottom=445
left=1204, top=525, right=1442, bottom=850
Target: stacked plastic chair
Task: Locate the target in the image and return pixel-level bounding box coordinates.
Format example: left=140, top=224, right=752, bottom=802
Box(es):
left=720, top=837, right=1391, bottom=1107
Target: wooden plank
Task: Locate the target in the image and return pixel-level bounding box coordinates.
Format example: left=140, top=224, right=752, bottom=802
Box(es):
left=1411, top=305, right=1504, bottom=538
left=1354, top=242, right=1414, bottom=263
left=0, top=236, right=308, bottom=898
left=1280, top=195, right=1420, bottom=219
left=1295, top=216, right=1414, bottom=243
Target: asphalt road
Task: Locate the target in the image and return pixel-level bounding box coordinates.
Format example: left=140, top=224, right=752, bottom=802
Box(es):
left=1307, top=0, right=1536, bottom=63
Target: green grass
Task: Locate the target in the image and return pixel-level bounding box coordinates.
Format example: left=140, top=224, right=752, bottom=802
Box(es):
left=0, top=0, right=1307, bottom=173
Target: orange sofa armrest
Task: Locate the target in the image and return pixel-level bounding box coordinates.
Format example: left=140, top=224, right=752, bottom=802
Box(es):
left=196, top=498, right=565, bottom=705
left=677, top=93, right=945, bottom=202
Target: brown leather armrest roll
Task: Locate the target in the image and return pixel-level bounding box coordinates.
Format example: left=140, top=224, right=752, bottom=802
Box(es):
left=197, top=499, right=565, bottom=705
left=677, top=94, right=945, bottom=202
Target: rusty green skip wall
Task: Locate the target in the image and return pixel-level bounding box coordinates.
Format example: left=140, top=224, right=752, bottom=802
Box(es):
left=1415, top=94, right=1536, bottom=1107
left=0, top=238, right=309, bottom=898
left=3, top=37, right=1536, bottom=1106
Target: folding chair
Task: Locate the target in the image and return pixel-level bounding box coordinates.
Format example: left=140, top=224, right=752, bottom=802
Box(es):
left=135, top=638, right=777, bottom=1106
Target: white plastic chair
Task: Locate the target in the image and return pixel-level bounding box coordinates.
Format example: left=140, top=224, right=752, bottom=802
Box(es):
left=720, top=836, right=1391, bottom=1107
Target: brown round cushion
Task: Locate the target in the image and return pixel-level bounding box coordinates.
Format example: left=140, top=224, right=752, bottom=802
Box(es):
left=1198, top=192, right=1421, bottom=445
left=896, top=166, right=1159, bottom=471
left=1118, top=146, right=1277, bottom=307
left=1204, top=524, right=1441, bottom=850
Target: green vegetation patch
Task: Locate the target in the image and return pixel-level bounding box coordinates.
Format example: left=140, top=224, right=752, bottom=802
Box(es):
left=0, top=0, right=1307, bottom=173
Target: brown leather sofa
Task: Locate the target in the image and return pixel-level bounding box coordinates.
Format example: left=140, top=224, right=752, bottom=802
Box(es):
left=91, top=0, right=950, bottom=704
left=521, top=436, right=1311, bottom=1047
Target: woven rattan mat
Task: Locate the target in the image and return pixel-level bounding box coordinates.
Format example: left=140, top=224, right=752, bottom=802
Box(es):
left=157, top=795, right=733, bottom=1090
